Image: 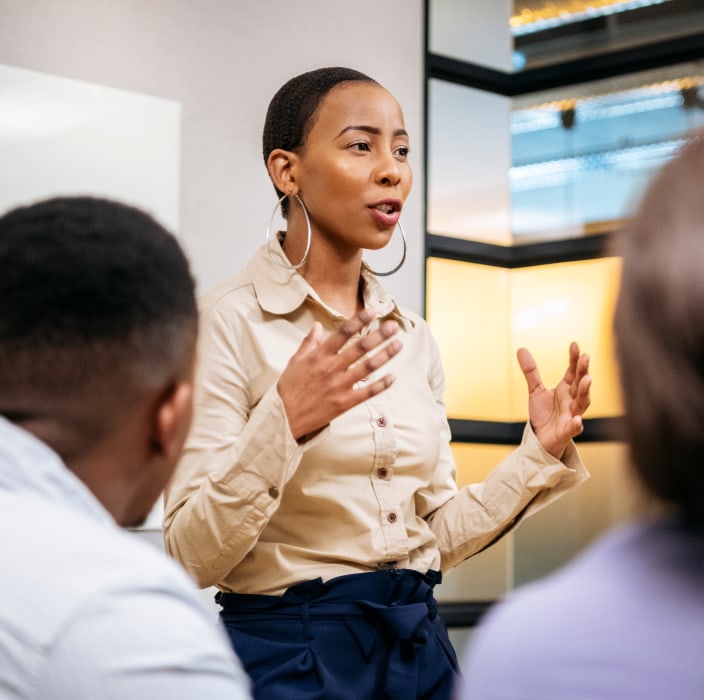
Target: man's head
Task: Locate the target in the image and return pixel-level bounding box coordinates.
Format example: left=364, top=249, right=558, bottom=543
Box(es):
left=0, top=196, right=198, bottom=526
left=613, top=132, right=704, bottom=527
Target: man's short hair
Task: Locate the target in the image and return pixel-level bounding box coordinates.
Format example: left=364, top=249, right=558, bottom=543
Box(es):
left=0, top=196, right=197, bottom=409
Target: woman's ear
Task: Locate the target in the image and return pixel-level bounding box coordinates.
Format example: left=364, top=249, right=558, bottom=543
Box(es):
left=267, top=148, right=299, bottom=196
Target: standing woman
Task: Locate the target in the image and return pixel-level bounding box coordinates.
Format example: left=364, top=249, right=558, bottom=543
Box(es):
left=163, top=67, right=591, bottom=700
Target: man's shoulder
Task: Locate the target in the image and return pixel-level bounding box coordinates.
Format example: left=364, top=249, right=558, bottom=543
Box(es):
left=0, top=493, right=203, bottom=643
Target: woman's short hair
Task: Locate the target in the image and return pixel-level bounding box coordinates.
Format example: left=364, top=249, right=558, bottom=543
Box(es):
left=262, top=66, right=377, bottom=215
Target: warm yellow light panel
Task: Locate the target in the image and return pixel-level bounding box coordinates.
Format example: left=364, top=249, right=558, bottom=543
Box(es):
left=426, top=256, right=623, bottom=422
left=509, top=257, right=623, bottom=420
left=426, top=258, right=511, bottom=421
left=439, top=442, right=516, bottom=601
left=513, top=441, right=634, bottom=585
left=450, top=442, right=514, bottom=487
left=443, top=441, right=634, bottom=600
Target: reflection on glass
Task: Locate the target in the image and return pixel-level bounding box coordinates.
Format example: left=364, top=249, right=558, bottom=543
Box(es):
left=430, top=0, right=704, bottom=72
left=427, top=65, right=704, bottom=243
left=511, top=64, right=704, bottom=240
left=427, top=79, right=513, bottom=244
left=512, top=0, right=704, bottom=70
left=429, top=1, right=513, bottom=71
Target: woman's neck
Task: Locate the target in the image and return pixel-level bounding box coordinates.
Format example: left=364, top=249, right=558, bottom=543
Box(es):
left=282, top=222, right=364, bottom=319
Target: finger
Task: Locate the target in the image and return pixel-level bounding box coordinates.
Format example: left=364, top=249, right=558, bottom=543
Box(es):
left=568, top=351, right=589, bottom=397
left=517, top=347, right=544, bottom=394
left=289, top=321, right=324, bottom=361
left=323, top=308, right=378, bottom=355
left=577, top=352, right=590, bottom=379
left=562, top=341, right=581, bottom=386
left=564, top=414, right=584, bottom=440
left=349, top=337, right=403, bottom=382
left=338, top=319, right=400, bottom=368
left=571, top=374, right=592, bottom=415
left=352, top=372, right=397, bottom=403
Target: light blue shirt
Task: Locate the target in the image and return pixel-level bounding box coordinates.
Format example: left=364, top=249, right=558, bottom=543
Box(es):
left=0, top=417, right=251, bottom=699
left=457, top=518, right=704, bottom=699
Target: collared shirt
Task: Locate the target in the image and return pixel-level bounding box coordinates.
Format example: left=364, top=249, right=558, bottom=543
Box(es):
left=0, top=417, right=251, bottom=700
left=163, top=238, right=589, bottom=595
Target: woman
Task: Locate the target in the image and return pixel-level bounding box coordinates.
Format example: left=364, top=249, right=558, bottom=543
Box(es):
left=163, top=67, right=591, bottom=700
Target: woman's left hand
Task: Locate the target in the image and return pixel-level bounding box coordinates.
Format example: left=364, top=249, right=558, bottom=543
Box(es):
left=517, top=342, right=591, bottom=460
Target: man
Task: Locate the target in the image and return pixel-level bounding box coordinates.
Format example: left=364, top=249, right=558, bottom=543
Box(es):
left=0, top=196, right=251, bottom=698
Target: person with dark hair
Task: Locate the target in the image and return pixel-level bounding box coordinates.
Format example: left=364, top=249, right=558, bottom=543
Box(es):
left=0, top=196, right=251, bottom=699
left=456, top=133, right=704, bottom=699
left=163, top=66, right=592, bottom=700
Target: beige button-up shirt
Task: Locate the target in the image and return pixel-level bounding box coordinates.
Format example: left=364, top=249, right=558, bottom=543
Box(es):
left=163, top=239, right=589, bottom=595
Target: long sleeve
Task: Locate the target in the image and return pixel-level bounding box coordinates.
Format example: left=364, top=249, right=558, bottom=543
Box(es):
left=417, top=331, right=589, bottom=572
left=162, top=244, right=589, bottom=595
left=163, top=303, right=324, bottom=589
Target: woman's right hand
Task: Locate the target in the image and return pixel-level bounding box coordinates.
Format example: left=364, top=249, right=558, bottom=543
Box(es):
left=277, top=308, right=402, bottom=441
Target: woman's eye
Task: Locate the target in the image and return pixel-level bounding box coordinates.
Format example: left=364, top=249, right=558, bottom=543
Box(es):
left=350, top=142, right=371, bottom=152
left=395, top=146, right=410, bottom=158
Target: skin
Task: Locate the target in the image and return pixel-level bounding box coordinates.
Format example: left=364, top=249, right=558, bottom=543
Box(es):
left=8, top=362, right=195, bottom=528
left=269, top=81, right=591, bottom=455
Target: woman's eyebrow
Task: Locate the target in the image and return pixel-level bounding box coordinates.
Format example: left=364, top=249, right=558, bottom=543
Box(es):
left=335, top=125, right=408, bottom=138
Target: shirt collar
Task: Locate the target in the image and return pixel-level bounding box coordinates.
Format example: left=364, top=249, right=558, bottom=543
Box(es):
left=0, top=417, right=114, bottom=526
left=248, top=235, right=414, bottom=329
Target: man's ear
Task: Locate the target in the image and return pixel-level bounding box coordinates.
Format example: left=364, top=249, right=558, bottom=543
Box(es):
left=151, top=381, right=194, bottom=464
left=267, top=148, right=299, bottom=196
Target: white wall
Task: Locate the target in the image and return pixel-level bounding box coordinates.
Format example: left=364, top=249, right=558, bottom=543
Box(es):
left=0, top=0, right=425, bottom=312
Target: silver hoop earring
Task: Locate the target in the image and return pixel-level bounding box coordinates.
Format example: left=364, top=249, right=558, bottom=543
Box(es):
left=362, top=221, right=407, bottom=277
left=266, top=193, right=312, bottom=270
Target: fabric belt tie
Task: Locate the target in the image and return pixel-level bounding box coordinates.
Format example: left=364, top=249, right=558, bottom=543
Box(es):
left=216, top=568, right=443, bottom=699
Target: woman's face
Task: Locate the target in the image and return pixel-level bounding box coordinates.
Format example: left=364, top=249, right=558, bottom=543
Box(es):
left=293, top=81, right=413, bottom=253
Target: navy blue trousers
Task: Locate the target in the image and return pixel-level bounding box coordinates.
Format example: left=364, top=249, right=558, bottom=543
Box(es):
left=217, top=569, right=460, bottom=700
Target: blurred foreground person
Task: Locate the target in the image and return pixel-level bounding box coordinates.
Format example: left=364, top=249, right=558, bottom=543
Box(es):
left=0, top=197, right=251, bottom=699
left=458, top=133, right=704, bottom=699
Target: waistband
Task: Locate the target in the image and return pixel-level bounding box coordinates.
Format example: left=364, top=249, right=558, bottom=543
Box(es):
left=215, top=568, right=442, bottom=614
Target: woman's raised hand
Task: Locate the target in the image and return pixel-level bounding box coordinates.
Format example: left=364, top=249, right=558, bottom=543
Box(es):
left=517, top=341, right=591, bottom=460
left=277, top=308, right=402, bottom=441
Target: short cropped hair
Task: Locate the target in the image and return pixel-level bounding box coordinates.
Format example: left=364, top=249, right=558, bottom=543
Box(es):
left=262, top=66, right=377, bottom=215
left=0, top=196, right=197, bottom=411
left=613, top=132, right=704, bottom=526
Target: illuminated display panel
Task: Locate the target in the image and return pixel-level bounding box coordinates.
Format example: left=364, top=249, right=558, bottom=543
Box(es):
left=427, top=256, right=623, bottom=422
left=437, top=441, right=632, bottom=601
left=426, top=257, right=512, bottom=421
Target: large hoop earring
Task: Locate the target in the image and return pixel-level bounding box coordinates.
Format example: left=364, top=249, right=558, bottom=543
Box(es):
left=362, top=221, right=407, bottom=277
left=266, top=193, right=312, bottom=270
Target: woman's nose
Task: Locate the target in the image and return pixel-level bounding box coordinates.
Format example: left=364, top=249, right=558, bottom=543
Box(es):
left=376, top=156, right=402, bottom=186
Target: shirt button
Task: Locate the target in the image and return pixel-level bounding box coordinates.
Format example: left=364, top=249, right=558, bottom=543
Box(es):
left=387, top=512, right=397, bottom=523
left=377, top=417, right=387, bottom=427
left=268, top=486, right=279, bottom=499
left=377, top=467, right=388, bottom=479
